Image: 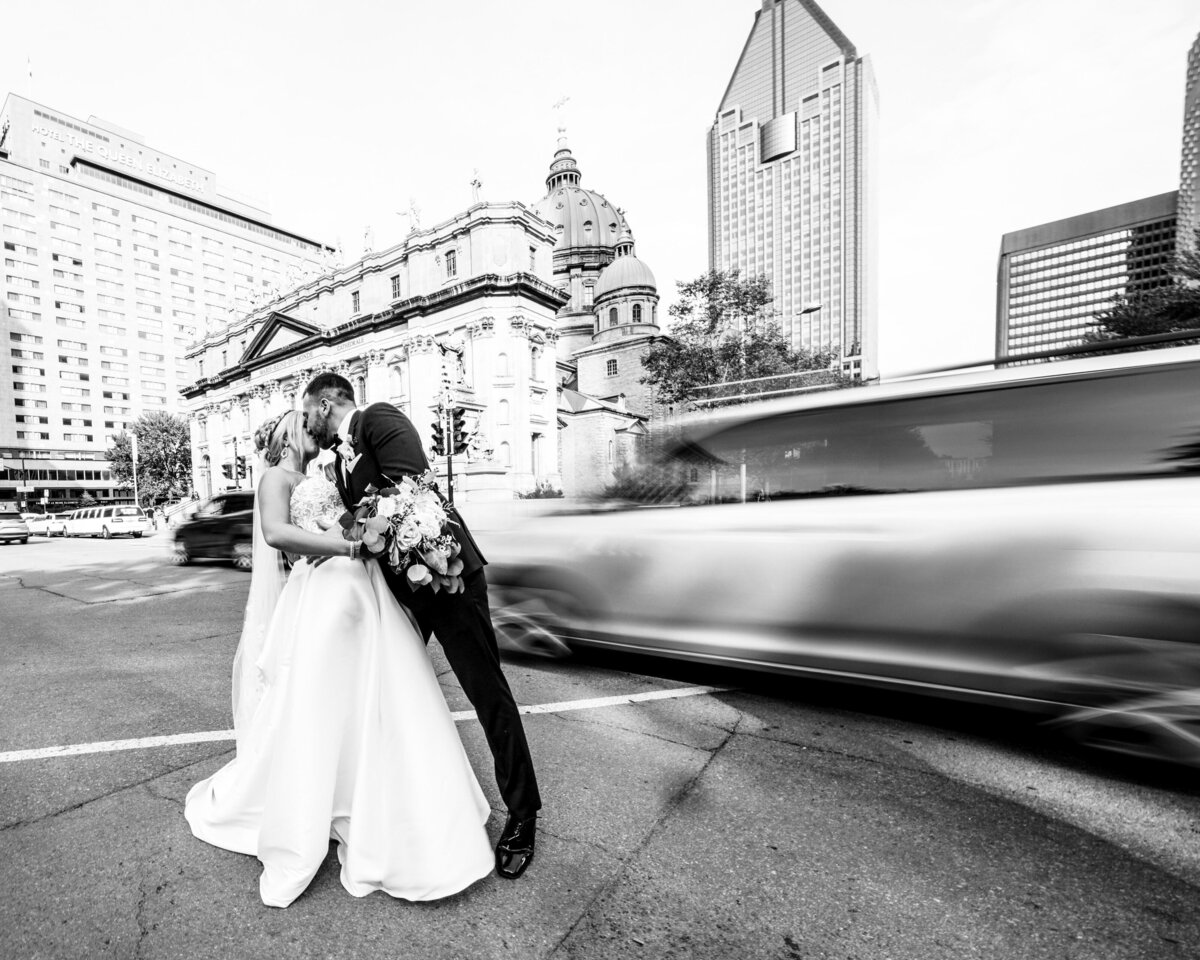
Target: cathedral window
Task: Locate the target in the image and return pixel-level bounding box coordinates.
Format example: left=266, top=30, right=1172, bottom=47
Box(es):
left=390, top=274, right=401, bottom=299
left=497, top=352, right=510, bottom=377
left=497, top=399, right=510, bottom=424
left=606, top=358, right=618, bottom=377
left=608, top=307, right=618, bottom=328
left=445, top=250, right=457, bottom=278
left=632, top=303, right=642, bottom=323
left=583, top=283, right=594, bottom=308
left=351, top=290, right=360, bottom=313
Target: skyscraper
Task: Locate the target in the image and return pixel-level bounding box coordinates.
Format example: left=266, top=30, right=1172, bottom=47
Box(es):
left=1180, top=32, right=1200, bottom=250
left=708, top=0, right=878, bottom=379
left=0, top=94, right=329, bottom=509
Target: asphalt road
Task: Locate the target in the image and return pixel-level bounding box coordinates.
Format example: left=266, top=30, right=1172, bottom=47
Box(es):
left=1, top=532, right=1199, bottom=959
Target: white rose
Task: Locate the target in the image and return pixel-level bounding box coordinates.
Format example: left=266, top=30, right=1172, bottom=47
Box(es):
left=412, top=505, right=444, bottom=538
left=396, top=518, right=423, bottom=550
left=375, top=496, right=398, bottom=519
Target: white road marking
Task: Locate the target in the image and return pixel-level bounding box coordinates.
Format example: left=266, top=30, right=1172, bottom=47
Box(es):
left=0, top=685, right=732, bottom=764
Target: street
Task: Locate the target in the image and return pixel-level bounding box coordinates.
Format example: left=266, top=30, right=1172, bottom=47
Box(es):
left=1, top=534, right=1199, bottom=959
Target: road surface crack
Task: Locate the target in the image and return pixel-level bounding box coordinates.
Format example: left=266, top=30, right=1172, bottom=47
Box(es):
left=0, top=750, right=229, bottom=833
left=543, top=713, right=743, bottom=959
left=548, top=707, right=720, bottom=753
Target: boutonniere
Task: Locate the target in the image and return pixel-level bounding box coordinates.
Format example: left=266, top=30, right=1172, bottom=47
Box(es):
left=337, top=437, right=362, bottom=472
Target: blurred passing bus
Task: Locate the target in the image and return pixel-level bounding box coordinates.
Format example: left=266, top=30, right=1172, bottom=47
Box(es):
left=488, top=344, right=1200, bottom=766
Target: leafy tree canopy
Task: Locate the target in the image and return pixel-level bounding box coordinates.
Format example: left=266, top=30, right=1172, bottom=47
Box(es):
left=640, top=269, right=845, bottom=406
left=107, top=411, right=192, bottom=507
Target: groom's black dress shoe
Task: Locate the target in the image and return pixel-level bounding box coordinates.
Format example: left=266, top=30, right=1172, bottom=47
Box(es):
left=495, top=813, right=536, bottom=879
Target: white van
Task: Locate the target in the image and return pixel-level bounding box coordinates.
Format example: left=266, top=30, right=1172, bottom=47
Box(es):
left=488, top=344, right=1200, bottom=766
left=65, top=505, right=153, bottom=539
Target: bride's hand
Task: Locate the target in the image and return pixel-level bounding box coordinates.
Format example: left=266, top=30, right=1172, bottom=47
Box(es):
left=306, top=518, right=349, bottom=567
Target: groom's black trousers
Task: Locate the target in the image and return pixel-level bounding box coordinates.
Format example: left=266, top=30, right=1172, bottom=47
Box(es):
left=396, top=567, right=542, bottom=821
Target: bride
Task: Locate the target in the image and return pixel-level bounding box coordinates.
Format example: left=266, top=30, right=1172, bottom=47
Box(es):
left=185, top=410, right=494, bottom=908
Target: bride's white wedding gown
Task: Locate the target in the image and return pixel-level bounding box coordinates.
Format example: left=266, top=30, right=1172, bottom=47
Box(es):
left=185, top=476, right=494, bottom=907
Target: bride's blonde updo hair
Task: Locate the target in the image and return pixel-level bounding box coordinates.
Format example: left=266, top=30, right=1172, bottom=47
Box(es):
left=253, top=410, right=303, bottom=467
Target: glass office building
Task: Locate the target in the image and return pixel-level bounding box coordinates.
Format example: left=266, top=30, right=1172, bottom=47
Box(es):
left=995, top=193, right=1178, bottom=360
left=0, top=94, right=329, bottom=508
left=708, top=0, right=878, bottom=379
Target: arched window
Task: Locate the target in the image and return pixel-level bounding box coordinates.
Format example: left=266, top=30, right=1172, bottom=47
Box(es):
left=632, top=303, right=642, bottom=323
left=355, top=376, right=366, bottom=405
left=608, top=307, right=618, bottom=328
left=499, top=441, right=511, bottom=467
left=497, top=352, right=510, bottom=377
left=497, top=399, right=510, bottom=424
left=389, top=364, right=403, bottom=397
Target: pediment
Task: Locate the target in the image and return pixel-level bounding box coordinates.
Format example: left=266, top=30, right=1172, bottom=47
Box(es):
left=242, top=312, right=323, bottom=363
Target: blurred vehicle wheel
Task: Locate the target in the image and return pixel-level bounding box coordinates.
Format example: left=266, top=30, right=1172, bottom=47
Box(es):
left=231, top=541, right=253, bottom=571
left=171, top=544, right=190, bottom=565
left=101, top=526, right=111, bottom=540
left=132, top=532, right=143, bottom=539
left=494, top=603, right=572, bottom=659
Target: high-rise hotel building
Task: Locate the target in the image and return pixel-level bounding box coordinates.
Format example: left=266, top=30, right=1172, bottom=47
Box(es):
left=0, top=94, right=329, bottom=509
left=709, top=0, right=878, bottom=379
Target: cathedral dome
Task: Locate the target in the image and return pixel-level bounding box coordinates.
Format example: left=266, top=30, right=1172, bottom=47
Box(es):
left=532, top=136, right=629, bottom=251
left=594, top=254, right=657, bottom=300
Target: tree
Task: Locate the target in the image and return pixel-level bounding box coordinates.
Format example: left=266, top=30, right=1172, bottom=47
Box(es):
left=640, top=268, right=844, bottom=406
left=1086, top=228, right=1200, bottom=347
left=108, top=411, right=193, bottom=508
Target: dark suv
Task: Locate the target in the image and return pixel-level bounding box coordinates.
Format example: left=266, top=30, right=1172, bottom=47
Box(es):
left=170, top=491, right=255, bottom=570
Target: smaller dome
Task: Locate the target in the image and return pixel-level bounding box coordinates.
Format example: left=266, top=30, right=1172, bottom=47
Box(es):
left=594, top=254, right=657, bottom=300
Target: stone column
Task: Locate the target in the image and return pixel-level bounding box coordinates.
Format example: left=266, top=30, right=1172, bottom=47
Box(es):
left=248, top=386, right=268, bottom=433
left=366, top=349, right=389, bottom=403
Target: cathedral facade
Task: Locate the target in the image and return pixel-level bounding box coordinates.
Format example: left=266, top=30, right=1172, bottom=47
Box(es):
left=182, top=141, right=665, bottom=500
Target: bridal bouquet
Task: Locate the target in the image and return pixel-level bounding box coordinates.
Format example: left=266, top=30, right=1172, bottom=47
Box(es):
left=350, top=470, right=466, bottom=593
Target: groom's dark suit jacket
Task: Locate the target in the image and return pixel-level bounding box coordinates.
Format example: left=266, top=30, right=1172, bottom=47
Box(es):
left=331, top=401, right=541, bottom=819
left=333, top=402, right=487, bottom=585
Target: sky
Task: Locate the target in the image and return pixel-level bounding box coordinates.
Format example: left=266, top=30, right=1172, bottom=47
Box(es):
left=3, top=0, right=1197, bottom=377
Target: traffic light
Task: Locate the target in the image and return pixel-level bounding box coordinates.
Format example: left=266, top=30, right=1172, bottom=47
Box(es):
left=430, top=416, right=446, bottom=457
left=451, top=406, right=469, bottom=456
left=235, top=455, right=247, bottom=479
left=221, top=462, right=233, bottom=480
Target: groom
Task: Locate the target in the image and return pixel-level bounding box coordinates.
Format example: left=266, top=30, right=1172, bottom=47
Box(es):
left=301, top=372, right=540, bottom=879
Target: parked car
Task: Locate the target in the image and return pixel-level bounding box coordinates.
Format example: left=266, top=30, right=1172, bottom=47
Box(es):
left=0, top=506, right=30, bottom=545
left=64, top=505, right=154, bottom=539
left=487, top=344, right=1200, bottom=767
left=170, top=491, right=255, bottom=569
left=24, top=512, right=68, bottom=537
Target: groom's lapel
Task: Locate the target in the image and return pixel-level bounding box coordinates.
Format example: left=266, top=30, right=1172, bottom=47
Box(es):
left=333, top=448, right=350, bottom=508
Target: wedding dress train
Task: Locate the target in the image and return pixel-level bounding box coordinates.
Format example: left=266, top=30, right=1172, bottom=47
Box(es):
left=185, top=477, right=493, bottom=907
